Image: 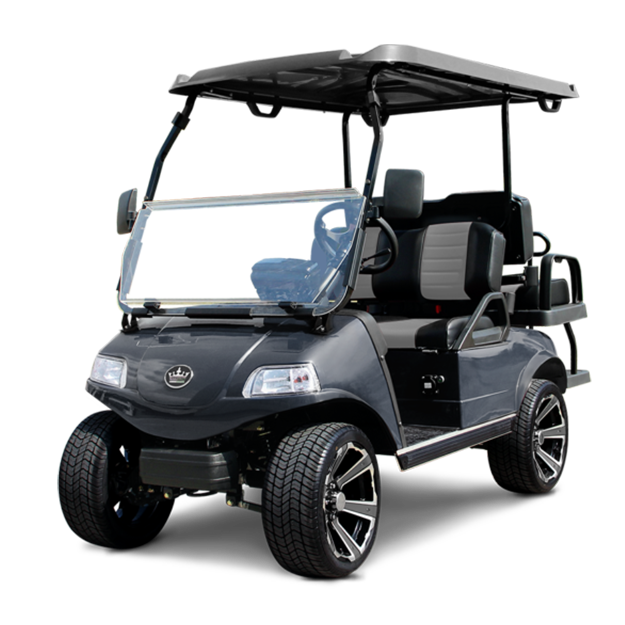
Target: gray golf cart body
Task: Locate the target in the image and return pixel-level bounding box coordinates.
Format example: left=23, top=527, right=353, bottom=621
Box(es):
left=62, top=45, right=589, bottom=576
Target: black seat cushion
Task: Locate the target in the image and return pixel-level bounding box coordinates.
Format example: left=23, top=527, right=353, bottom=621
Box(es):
left=376, top=315, right=494, bottom=350
left=513, top=278, right=570, bottom=309
left=548, top=278, right=571, bottom=307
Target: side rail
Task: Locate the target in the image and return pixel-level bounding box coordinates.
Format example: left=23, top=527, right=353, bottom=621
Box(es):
left=539, top=253, right=583, bottom=310
left=452, top=292, right=510, bottom=351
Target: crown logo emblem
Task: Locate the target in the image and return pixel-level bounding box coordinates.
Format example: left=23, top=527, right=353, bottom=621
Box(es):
left=164, top=365, right=193, bottom=389
left=170, top=367, right=189, bottom=382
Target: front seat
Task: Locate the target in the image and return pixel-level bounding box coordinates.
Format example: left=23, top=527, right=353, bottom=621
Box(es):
left=364, top=170, right=507, bottom=349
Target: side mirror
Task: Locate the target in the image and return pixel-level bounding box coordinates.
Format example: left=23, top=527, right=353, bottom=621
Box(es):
left=117, top=189, right=138, bottom=234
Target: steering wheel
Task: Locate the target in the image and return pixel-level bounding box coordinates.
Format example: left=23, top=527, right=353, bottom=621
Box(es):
left=533, top=230, right=551, bottom=258
left=314, top=203, right=350, bottom=258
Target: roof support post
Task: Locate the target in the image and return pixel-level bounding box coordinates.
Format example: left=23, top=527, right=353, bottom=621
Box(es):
left=363, top=63, right=387, bottom=206
left=145, top=95, right=197, bottom=202
left=363, top=106, right=383, bottom=202
left=363, top=64, right=386, bottom=207
left=342, top=112, right=352, bottom=188
left=501, top=94, right=512, bottom=206
left=358, top=67, right=399, bottom=275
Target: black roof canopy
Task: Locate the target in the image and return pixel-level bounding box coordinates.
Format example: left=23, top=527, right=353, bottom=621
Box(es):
left=170, top=44, right=578, bottom=115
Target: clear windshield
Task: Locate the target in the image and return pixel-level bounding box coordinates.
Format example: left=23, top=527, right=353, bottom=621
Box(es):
left=119, top=189, right=365, bottom=316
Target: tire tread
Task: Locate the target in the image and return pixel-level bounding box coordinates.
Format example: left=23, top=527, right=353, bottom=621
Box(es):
left=488, top=379, right=567, bottom=494
left=59, top=412, right=121, bottom=547
left=58, top=411, right=173, bottom=549
left=262, top=422, right=376, bottom=578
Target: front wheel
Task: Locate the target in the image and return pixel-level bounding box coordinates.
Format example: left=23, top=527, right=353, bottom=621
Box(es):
left=262, top=422, right=380, bottom=578
left=58, top=411, right=174, bottom=549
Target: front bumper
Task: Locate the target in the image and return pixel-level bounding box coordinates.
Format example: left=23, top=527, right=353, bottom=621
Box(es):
left=139, top=448, right=238, bottom=491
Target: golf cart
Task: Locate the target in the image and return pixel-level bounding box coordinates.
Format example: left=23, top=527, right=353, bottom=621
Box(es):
left=59, top=45, right=589, bottom=578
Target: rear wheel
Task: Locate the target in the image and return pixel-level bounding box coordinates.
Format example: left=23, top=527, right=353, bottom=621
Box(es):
left=262, top=422, right=380, bottom=578
left=488, top=379, right=568, bottom=493
left=58, top=411, right=174, bottom=549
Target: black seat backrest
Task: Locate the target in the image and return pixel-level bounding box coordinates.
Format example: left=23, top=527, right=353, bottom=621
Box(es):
left=373, top=179, right=533, bottom=266
left=372, top=221, right=505, bottom=317
left=352, top=169, right=424, bottom=300
left=417, top=191, right=533, bottom=265
left=353, top=169, right=506, bottom=313
left=381, top=169, right=424, bottom=228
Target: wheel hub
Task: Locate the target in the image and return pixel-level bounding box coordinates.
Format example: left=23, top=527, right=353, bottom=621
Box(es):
left=327, top=490, right=347, bottom=513
left=322, top=442, right=378, bottom=563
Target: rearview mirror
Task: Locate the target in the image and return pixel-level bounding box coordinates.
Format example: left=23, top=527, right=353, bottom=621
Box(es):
left=117, top=189, right=138, bottom=234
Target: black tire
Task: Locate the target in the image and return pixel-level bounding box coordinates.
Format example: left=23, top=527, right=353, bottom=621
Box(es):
left=262, top=422, right=380, bottom=578
left=488, top=379, right=568, bottom=494
left=58, top=411, right=174, bottom=549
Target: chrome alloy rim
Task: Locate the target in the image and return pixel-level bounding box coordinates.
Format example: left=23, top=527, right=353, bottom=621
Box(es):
left=532, top=394, right=567, bottom=483
left=323, top=442, right=378, bottom=562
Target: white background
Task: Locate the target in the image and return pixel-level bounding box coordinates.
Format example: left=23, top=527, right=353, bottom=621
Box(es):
left=2, top=1, right=625, bottom=624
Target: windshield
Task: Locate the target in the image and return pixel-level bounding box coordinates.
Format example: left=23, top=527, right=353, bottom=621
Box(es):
left=119, top=189, right=365, bottom=317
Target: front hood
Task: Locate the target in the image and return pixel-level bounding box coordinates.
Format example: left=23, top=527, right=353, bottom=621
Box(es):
left=88, top=313, right=401, bottom=445
left=135, top=320, right=270, bottom=407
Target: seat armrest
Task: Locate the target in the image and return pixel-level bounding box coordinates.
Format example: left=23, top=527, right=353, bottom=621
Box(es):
left=539, top=254, right=583, bottom=310
left=451, top=292, right=510, bottom=351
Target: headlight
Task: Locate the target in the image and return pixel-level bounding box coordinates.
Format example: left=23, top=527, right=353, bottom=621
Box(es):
left=243, top=364, right=320, bottom=398
left=90, top=355, right=127, bottom=388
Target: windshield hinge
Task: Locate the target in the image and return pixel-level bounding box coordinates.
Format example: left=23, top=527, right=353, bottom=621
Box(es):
left=143, top=301, right=161, bottom=312
left=277, top=301, right=302, bottom=314
left=311, top=314, right=333, bottom=335
left=119, top=306, right=148, bottom=334
left=121, top=313, right=139, bottom=334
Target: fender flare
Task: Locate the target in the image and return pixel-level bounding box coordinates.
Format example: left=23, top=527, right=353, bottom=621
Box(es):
left=515, top=354, right=567, bottom=410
